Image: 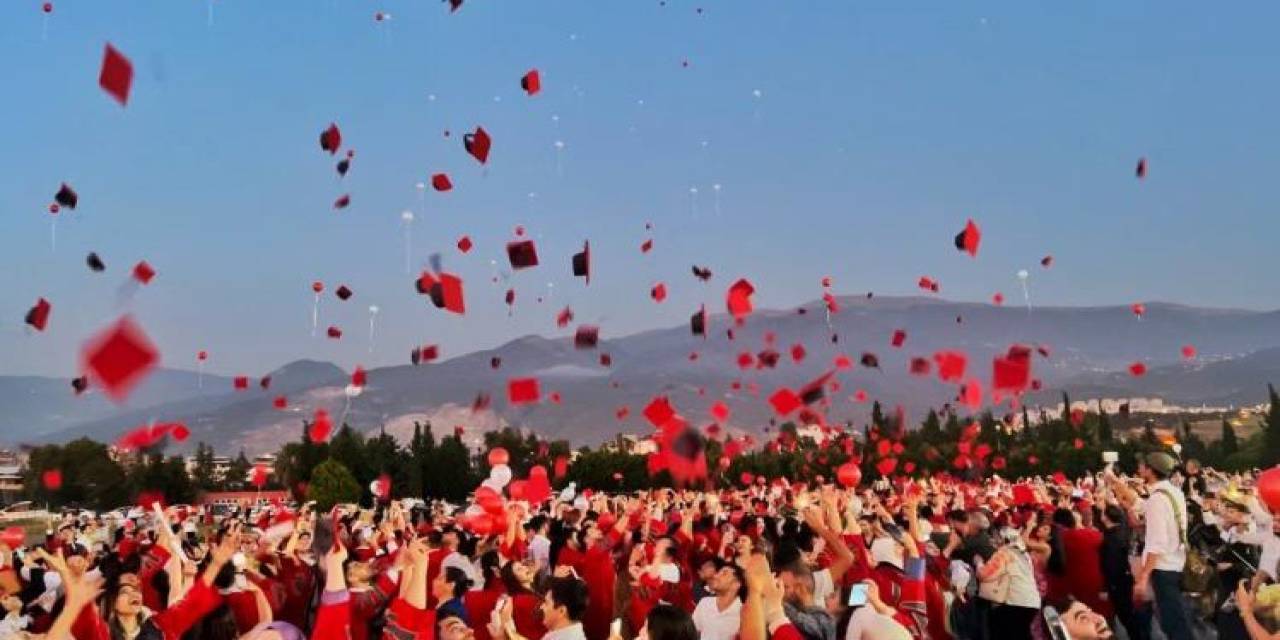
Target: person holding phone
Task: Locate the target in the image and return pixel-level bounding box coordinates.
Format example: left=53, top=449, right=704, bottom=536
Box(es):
left=840, top=581, right=913, bottom=640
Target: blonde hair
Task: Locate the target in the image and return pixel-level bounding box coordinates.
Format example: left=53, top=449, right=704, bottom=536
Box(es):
left=1254, top=584, right=1280, bottom=630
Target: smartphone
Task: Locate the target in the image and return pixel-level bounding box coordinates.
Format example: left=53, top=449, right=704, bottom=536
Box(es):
left=847, top=584, right=869, bottom=607
left=1042, top=606, right=1070, bottom=640
left=1102, top=451, right=1119, bottom=464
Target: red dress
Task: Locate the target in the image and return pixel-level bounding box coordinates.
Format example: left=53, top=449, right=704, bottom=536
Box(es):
left=1047, top=527, right=1110, bottom=619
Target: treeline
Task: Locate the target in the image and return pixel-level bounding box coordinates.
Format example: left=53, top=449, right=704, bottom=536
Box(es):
left=20, top=385, right=1280, bottom=512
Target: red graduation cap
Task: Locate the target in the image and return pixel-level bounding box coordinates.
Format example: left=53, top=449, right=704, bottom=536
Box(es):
left=508, top=377, right=541, bottom=404
left=131, top=261, right=156, bottom=285
left=55, top=183, right=78, bottom=209
left=334, top=194, right=351, bottom=209
left=233, top=376, right=249, bottom=390
left=25, top=297, right=51, bottom=331
left=464, top=126, right=492, bottom=164
left=615, top=406, right=630, bottom=420
left=768, top=388, right=801, bottom=416
left=1181, top=344, right=1197, bottom=360
left=1131, top=303, right=1145, bottom=318
left=992, top=292, right=1004, bottom=305
left=651, top=282, right=667, bottom=302
left=954, top=219, right=981, bottom=257
left=710, top=401, right=729, bottom=422
left=790, top=343, right=806, bottom=363
left=571, top=240, right=591, bottom=283
left=1135, top=157, right=1147, bottom=179
left=960, top=378, right=983, bottom=409
left=992, top=354, right=1031, bottom=391
left=99, top=43, right=133, bottom=106
left=891, top=329, right=906, bottom=348
left=599, top=353, right=612, bottom=366
left=917, top=276, right=939, bottom=293
left=556, top=306, right=574, bottom=327
left=273, top=396, right=288, bottom=409
left=335, top=285, right=353, bottom=300
left=643, top=396, right=676, bottom=428
left=756, top=349, right=779, bottom=368
left=934, top=350, right=968, bottom=383
left=909, top=357, right=931, bottom=376
left=736, top=352, right=755, bottom=369
left=456, top=235, right=473, bottom=253
left=726, top=278, right=755, bottom=319
left=472, top=392, right=491, bottom=413
left=1128, top=362, right=1147, bottom=377
left=574, top=325, right=599, bottom=349
left=432, top=173, right=453, bottom=191
left=690, top=305, right=707, bottom=337
left=327, top=326, right=342, bottom=339
left=521, top=69, right=541, bottom=95
left=641, top=238, right=653, bottom=253
left=80, top=315, right=159, bottom=402
left=320, top=123, right=342, bottom=155
left=506, top=239, right=538, bottom=269
left=429, top=272, right=466, bottom=314
left=351, top=366, right=367, bottom=388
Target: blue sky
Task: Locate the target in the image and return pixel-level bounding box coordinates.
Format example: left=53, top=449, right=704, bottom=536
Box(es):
left=2, top=1, right=1277, bottom=378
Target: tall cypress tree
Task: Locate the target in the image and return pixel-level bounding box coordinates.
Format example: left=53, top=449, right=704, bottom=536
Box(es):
left=1263, top=384, right=1280, bottom=467
left=1221, top=418, right=1239, bottom=456
left=1098, top=410, right=1114, bottom=444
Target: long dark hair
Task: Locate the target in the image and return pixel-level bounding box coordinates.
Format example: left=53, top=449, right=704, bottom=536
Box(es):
left=1046, top=508, right=1074, bottom=576
left=645, top=604, right=698, bottom=640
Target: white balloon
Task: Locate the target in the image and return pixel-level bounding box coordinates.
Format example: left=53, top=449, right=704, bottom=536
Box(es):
left=345, top=384, right=363, bottom=398
left=401, top=210, right=414, bottom=222
left=489, top=464, right=513, bottom=487
left=1016, top=269, right=1029, bottom=280
left=369, top=305, right=379, bottom=315
left=369, top=480, right=381, bottom=495
left=480, top=478, right=503, bottom=492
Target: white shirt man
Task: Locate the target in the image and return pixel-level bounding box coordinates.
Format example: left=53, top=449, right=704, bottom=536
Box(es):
left=1141, top=478, right=1188, bottom=572
left=692, top=562, right=743, bottom=640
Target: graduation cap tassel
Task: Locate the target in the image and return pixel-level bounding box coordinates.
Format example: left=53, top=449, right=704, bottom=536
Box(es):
left=1016, top=269, right=1031, bottom=314
left=401, top=211, right=414, bottom=275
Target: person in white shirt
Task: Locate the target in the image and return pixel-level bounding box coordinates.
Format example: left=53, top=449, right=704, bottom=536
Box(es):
left=496, top=576, right=590, bottom=640
left=691, top=559, right=744, bottom=640
left=1134, top=452, right=1194, bottom=640
left=526, top=516, right=552, bottom=574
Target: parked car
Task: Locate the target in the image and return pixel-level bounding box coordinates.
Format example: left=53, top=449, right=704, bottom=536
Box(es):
left=0, top=501, right=51, bottom=522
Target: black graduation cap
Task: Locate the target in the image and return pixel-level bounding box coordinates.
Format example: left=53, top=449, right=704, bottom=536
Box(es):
left=860, top=352, right=880, bottom=369
left=336, top=158, right=351, bottom=177
left=71, top=376, right=88, bottom=394
left=446, top=0, right=464, bottom=12
left=490, top=356, right=501, bottom=369
left=260, top=376, right=272, bottom=389
left=756, top=350, right=780, bottom=368
left=335, top=285, right=353, bottom=301
left=670, top=427, right=706, bottom=462
left=86, top=252, right=105, bottom=272
left=690, top=305, right=706, bottom=337
left=507, top=239, right=538, bottom=270
left=55, top=183, right=78, bottom=209
left=571, top=240, right=590, bottom=283
left=411, top=347, right=422, bottom=365
left=691, top=265, right=712, bottom=281
left=574, top=325, right=599, bottom=349
left=799, top=371, right=833, bottom=405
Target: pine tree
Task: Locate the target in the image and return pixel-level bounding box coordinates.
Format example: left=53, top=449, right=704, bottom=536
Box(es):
left=191, top=442, right=218, bottom=490
left=1263, top=384, right=1280, bottom=467
left=921, top=410, right=943, bottom=444
left=1098, top=410, right=1114, bottom=444
left=1221, top=419, right=1239, bottom=456
left=309, top=459, right=361, bottom=511
left=225, top=450, right=252, bottom=490
left=871, top=401, right=886, bottom=430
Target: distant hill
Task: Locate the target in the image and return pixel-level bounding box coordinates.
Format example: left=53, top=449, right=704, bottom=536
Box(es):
left=10, top=297, right=1280, bottom=454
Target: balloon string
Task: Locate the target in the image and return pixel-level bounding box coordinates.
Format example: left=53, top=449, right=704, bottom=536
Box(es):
left=404, top=224, right=412, bottom=275
left=1020, top=281, right=1031, bottom=314
left=369, top=315, right=376, bottom=353
left=198, top=361, right=204, bottom=389
left=311, top=294, right=319, bottom=336
left=340, top=394, right=352, bottom=428
left=41, top=16, right=48, bottom=41
left=50, top=218, right=56, bottom=252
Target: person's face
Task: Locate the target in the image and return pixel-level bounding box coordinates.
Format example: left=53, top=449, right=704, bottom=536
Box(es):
left=443, top=532, right=460, bottom=550
left=67, top=554, right=87, bottom=576
left=654, top=538, right=672, bottom=559
left=698, top=561, right=717, bottom=582
left=735, top=535, right=753, bottom=556
left=1034, top=523, right=1051, bottom=540
left=114, top=584, right=143, bottom=617
left=539, top=592, right=566, bottom=628
left=512, top=560, right=535, bottom=586
left=432, top=573, right=453, bottom=602
left=1061, top=601, right=1113, bottom=639
left=2, top=594, right=21, bottom=612
left=1186, top=461, right=1200, bottom=475
left=777, top=570, right=801, bottom=602
left=711, top=566, right=740, bottom=596
left=439, top=615, right=476, bottom=640
left=346, top=561, right=373, bottom=587
left=1138, top=464, right=1155, bottom=484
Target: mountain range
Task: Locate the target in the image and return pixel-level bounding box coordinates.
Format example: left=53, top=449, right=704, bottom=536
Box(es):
left=5, top=296, right=1280, bottom=455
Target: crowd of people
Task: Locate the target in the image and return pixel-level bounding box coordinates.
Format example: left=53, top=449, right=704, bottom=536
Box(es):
left=2, top=452, right=1280, bottom=640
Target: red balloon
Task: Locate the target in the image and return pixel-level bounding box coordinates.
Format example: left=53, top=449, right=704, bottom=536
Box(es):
left=487, top=447, right=509, bottom=467
left=466, top=513, right=495, bottom=536
left=836, top=462, right=861, bottom=488
left=475, top=486, right=504, bottom=514
left=312, top=281, right=324, bottom=293
left=508, top=480, right=528, bottom=501
left=740, top=472, right=754, bottom=486
left=43, top=3, right=53, bottom=14
left=1258, top=467, right=1280, bottom=514
left=0, top=526, right=23, bottom=549
left=529, top=464, right=548, bottom=480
